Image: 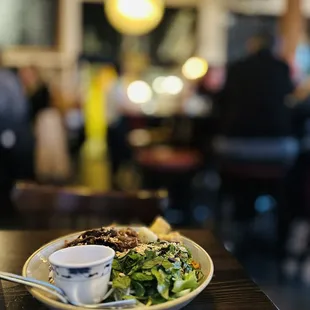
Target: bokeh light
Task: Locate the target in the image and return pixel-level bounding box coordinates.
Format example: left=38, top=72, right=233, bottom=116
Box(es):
left=105, top=0, right=164, bottom=35
left=152, top=76, right=184, bottom=95
left=162, top=76, right=184, bottom=95
left=127, top=81, right=153, bottom=104
left=141, top=101, right=157, bottom=115
left=182, top=57, right=209, bottom=80
left=128, top=129, right=151, bottom=147
left=0, top=130, right=16, bottom=149
left=152, top=76, right=166, bottom=94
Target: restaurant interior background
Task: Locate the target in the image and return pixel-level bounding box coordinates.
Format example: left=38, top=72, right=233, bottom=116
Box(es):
left=1, top=0, right=310, bottom=309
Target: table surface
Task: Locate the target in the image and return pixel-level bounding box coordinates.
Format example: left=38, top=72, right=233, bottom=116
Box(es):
left=136, top=147, right=202, bottom=171
left=0, top=229, right=278, bottom=310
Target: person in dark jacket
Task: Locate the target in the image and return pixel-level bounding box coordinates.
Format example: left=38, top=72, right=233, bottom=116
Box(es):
left=214, top=33, right=299, bottom=164
left=213, top=33, right=300, bottom=259
left=218, top=33, right=294, bottom=138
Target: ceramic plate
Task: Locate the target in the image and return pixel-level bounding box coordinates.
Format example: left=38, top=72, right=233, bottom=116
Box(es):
left=23, top=230, right=214, bottom=310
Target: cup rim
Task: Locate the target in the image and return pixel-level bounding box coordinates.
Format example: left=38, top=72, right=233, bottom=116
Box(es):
left=49, top=245, right=115, bottom=268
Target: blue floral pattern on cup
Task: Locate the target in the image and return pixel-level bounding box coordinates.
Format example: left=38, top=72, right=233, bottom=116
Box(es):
left=52, top=260, right=112, bottom=281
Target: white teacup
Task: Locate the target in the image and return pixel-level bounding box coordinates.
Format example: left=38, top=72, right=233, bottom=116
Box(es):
left=49, top=245, right=115, bottom=305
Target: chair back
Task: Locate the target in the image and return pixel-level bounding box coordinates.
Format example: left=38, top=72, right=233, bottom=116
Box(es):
left=213, top=136, right=299, bottom=179
left=12, top=183, right=168, bottom=229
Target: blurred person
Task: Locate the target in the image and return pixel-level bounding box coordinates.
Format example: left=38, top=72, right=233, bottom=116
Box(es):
left=214, top=32, right=300, bottom=258
left=0, top=64, right=34, bottom=222
left=217, top=32, right=295, bottom=139
left=19, top=66, right=51, bottom=124
left=106, top=53, right=148, bottom=188
left=197, top=67, right=225, bottom=118
left=19, top=67, right=70, bottom=184
left=182, top=81, right=210, bottom=117
left=35, top=108, right=71, bottom=184
left=215, top=32, right=300, bottom=170
left=66, top=104, right=85, bottom=163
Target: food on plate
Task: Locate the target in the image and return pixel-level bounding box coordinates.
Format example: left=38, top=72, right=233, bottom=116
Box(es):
left=110, top=241, right=203, bottom=306
left=158, top=231, right=182, bottom=243
left=150, top=217, right=181, bottom=243
left=50, top=217, right=203, bottom=306
left=137, top=227, right=158, bottom=243
left=149, top=217, right=171, bottom=235
left=65, top=227, right=140, bottom=252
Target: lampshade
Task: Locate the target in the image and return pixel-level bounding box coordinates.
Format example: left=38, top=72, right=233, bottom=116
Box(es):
left=104, top=0, right=165, bottom=36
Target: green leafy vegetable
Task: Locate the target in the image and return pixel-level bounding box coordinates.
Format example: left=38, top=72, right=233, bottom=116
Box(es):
left=132, top=281, right=145, bottom=297
left=175, top=289, right=191, bottom=298
left=112, top=260, right=122, bottom=271
left=150, top=294, right=167, bottom=305
left=142, top=257, right=163, bottom=269
left=172, top=271, right=198, bottom=293
left=112, top=275, right=131, bottom=289
left=162, top=259, right=174, bottom=270
left=110, top=241, right=203, bottom=305
left=122, top=295, right=136, bottom=300
left=145, top=250, right=156, bottom=260
left=152, top=268, right=170, bottom=300
left=128, top=252, right=143, bottom=261
left=131, top=272, right=154, bottom=281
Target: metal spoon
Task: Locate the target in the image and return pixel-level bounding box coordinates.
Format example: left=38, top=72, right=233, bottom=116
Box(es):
left=0, top=272, right=136, bottom=309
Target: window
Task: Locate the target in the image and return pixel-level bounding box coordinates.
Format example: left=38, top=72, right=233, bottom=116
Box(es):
left=82, top=2, right=122, bottom=61
left=0, top=0, right=59, bottom=47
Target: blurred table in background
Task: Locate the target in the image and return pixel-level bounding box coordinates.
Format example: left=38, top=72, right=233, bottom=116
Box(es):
left=136, top=146, right=203, bottom=226
left=136, top=146, right=202, bottom=171
left=126, top=115, right=217, bottom=150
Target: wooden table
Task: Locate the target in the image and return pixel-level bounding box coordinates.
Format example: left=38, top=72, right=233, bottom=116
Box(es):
left=0, top=229, right=277, bottom=310
left=136, top=146, right=202, bottom=172
left=136, top=146, right=203, bottom=225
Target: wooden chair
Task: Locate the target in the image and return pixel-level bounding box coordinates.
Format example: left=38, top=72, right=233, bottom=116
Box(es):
left=12, top=182, right=168, bottom=230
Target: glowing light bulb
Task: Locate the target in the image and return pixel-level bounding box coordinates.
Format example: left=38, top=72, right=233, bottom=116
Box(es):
left=127, top=81, right=153, bottom=104
left=117, top=0, right=154, bottom=19
left=182, top=57, right=209, bottom=80
left=105, top=0, right=164, bottom=35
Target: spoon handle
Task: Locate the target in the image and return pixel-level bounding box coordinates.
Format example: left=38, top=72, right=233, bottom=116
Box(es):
left=0, top=272, right=136, bottom=309
left=0, top=272, right=68, bottom=304
left=0, top=271, right=65, bottom=294
left=80, top=299, right=137, bottom=309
